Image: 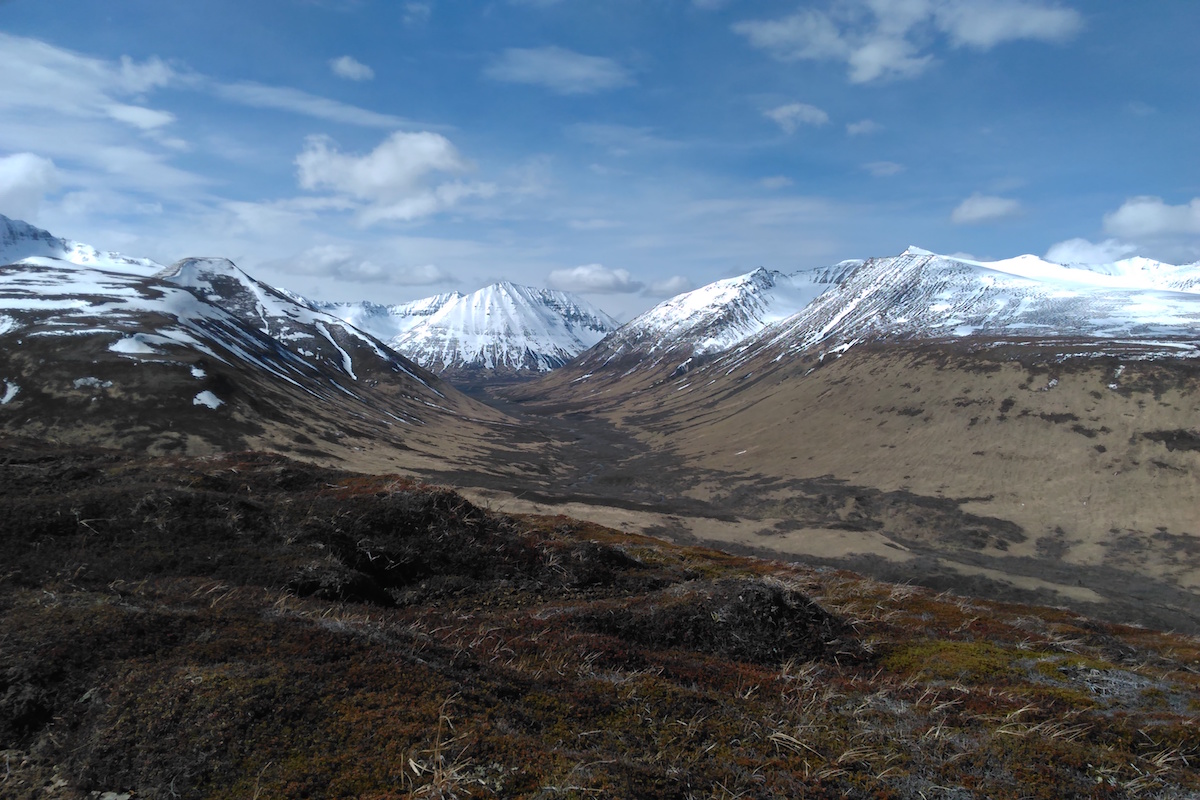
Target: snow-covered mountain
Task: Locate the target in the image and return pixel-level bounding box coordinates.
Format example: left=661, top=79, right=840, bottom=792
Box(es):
left=0, top=215, right=500, bottom=458
left=562, top=263, right=858, bottom=381
left=1, top=214, right=163, bottom=273
left=745, top=247, right=1200, bottom=360
left=318, top=282, right=618, bottom=379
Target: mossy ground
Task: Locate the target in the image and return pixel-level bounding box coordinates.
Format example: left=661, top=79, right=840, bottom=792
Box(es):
left=1, top=439, right=1198, bottom=799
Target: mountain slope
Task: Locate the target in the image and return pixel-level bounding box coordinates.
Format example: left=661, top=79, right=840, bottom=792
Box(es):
left=0, top=219, right=514, bottom=470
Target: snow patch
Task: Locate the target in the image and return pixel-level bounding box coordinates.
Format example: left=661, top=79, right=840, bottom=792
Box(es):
left=1, top=381, right=19, bottom=404
left=191, top=365, right=207, bottom=379
left=192, top=391, right=224, bottom=409
left=73, top=377, right=113, bottom=389
left=110, top=335, right=161, bottom=355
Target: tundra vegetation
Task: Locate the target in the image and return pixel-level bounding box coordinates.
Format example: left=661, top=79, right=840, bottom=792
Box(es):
left=1, top=438, right=1198, bottom=799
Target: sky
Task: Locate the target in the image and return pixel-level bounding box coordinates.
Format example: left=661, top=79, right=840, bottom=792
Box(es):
left=1, top=0, right=1198, bottom=319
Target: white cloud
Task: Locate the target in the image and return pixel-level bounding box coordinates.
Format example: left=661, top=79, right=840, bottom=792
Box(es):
left=1044, top=237, right=1138, bottom=265
left=934, top=1, right=1083, bottom=48
left=292, top=244, right=452, bottom=285
left=297, top=132, right=467, bottom=199
left=1103, top=196, right=1200, bottom=238
left=646, top=275, right=694, bottom=297
left=759, top=175, right=794, bottom=189
left=846, top=119, right=883, bottom=135
left=0, top=153, right=59, bottom=221
left=951, top=193, right=1023, bottom=224
left=105, top=104, right=177, bottom=131
left=862, top=161, right=905, bottom=177
left=329, top=55, right=375, bottom=81
left=764, top=102, right=829, bottom=133
left=212, top=82, right=411, bottom=128
left=1125, top=101, right=1155, bottom=117
left=733, top=0, right=1083, bottom=83
left=547, top=263, right=644, bottom=293
left=295, top=132, right=494, bottom=225
left=484, top=46, right=633, bottom=95
left=403, top=2, right=432, bottom=26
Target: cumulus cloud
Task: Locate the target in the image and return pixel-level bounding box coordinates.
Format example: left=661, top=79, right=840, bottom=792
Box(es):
left=329, top=55, right=374, bottom=81
left=1103, top=196, right=1200, bottom=238
left=764, top=102, right=829, bottom=133
left=646, top=275, right=694, bottom=297
left=0, top=153, right=59, bottom=221
left=547, top=263, right=645, bottom=294
left=295, top=132, right=494, bottom=225
left=846, top=119, right=883, bottom=135
left=298, top=132, right=467, bottom=198
left=862, top=161, right=905, bottom=177
left=1044, top=237, right=1138, bottom=265
left=484, top=46, right=633, bottom=95
left=734, top=0, right=1083, bottom=83
left=950, top=193, right=1023, bottom=224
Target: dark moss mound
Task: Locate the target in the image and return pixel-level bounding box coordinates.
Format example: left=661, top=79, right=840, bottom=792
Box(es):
left=573, top=578, right=857, bottom=665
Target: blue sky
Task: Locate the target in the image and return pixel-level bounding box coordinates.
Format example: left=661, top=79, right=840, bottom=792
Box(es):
left=1, top=0, right=1198, bottom=318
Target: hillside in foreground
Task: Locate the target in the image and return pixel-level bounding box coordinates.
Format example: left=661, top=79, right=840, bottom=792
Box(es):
left=2, top=438, right=1199, bottom=800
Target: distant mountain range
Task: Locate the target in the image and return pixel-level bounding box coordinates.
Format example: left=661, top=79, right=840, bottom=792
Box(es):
left=3, top=212, right=1198, bottom=406
left=552, top=246, right=1200, bottom=398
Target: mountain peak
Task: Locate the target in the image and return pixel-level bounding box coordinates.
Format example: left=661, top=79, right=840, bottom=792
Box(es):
left=0, top=213, right=163, bottom=274
left=314, top=282, right=619, bottom=378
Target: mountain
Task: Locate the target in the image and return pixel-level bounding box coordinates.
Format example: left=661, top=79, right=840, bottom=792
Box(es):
left=511, top=264, right=856, bottom=402
left=524, top=247, right=1200, bottom=404
left=742, top=247, right=1200, bottom=362
left=0, top=216, right=511, bottom=469
left=0, top=214, right=163, bottom=273
left=316, top=281, right=618, bottom=383
left=502, top=247, right=1200, bottom=630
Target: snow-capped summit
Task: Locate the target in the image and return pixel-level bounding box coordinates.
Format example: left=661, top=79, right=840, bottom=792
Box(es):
left=566, top=262, right=859, bottom=380
left=311, top=281, right=617, bottom=380
left=746, top=248, right=1200, bottom=359
left=389, top=281, right=618, bottom=377
left=0, top=213, right=162, bottom=274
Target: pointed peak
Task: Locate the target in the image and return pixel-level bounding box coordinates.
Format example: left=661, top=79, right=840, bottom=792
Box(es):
left=903, top=245, right=936, bottom=257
